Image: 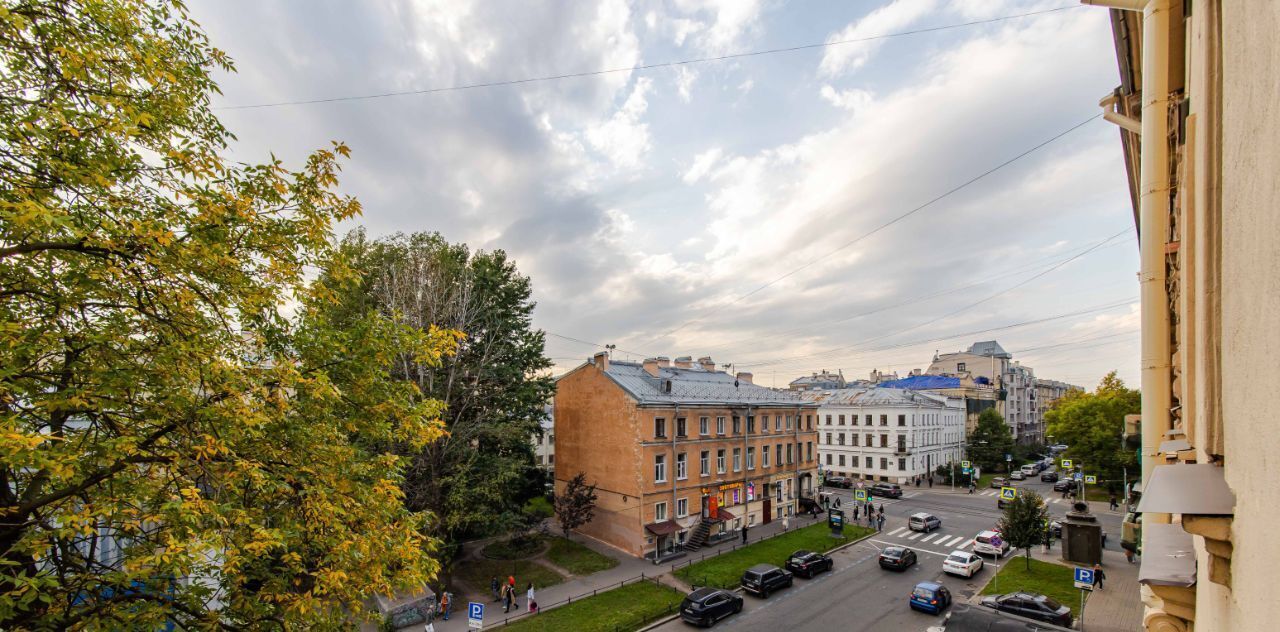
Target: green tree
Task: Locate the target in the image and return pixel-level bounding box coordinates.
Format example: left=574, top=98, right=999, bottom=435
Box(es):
left=1044, top=371, right=1140, bottom=494
left=0, top=1, right=458, bottom=628
left=554, top=473, right=599, bottom=537
left=969, top=409, right=1015, bottom=472
left=323, top=230, right=556, bottom=547
left=998, top=491, right=1051, bottom=570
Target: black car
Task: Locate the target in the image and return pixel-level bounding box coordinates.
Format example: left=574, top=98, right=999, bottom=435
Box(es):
left=878, top=546, right=917, bottom=571
left=981, top=592, right=1073, bottom=628
left=1052, top=480, right=1074, bottom=493
left=869, top=483, right=903, bottom=498
left=1041, top=471, right=1059, bottom=482
left=825, top=476, right=853, bottom=489
left=740, top=563, right=793, bottom=597
left=785, top=550, right=833, bottom=579
left=679, top=587, right=743, bottom=627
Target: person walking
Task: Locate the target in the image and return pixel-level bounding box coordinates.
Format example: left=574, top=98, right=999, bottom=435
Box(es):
left=742, top=524, right=749, bottom=544
left=928, top=477, right=933, bottom=488
left=502, top=584, right=512, bottom=613
left=1125, top=547, right=1136, bottom=564
left=439, top=591, right=451, bottom=621
left=1093, top=563, right=1106, bottom=590
left=878, top=504, right=884, bottom=515
left=526, top=583, right=536, bottom=613
left=782, top=515, right=790, bottom=532
left=1109, top=495, right=1119, bottom=511
left=491, top=576, right=500, bottom=602
left=852, top=505, right=859, bottom=520
left=878, top=514, right=885, bottom=531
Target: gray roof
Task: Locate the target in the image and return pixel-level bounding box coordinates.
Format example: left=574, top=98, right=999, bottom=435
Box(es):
left=800, top=387, right=955, bottom=408
left=966, top=340, right=1012, bottom=358
left=600, top=360, right=812, bottom=407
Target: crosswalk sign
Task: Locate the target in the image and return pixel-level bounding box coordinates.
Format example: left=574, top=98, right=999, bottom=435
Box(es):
left=1061, top=459, right=1073, bottom=469
left=854, top=489, right=867, bottom=502
left=1085, top=475, right=1097, bottom=485
left=1000, top=487, right=1018, bottom=501
left=960, top=460, right=971, bottom=469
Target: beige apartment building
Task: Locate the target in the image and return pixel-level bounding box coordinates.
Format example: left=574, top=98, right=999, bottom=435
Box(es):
left=1085, top=1, right=1279, bottom=630
left=554, top=353, right=819, bottom=561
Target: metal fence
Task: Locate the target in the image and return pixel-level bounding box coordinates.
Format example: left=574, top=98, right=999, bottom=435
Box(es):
left=486, top=573, right=685, bottom=631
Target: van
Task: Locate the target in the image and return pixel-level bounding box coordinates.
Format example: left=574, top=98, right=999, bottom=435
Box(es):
left=1020, top=464, right=1037, bottom=476
left=908, top=512, right=941, bottom=532
left=973, top=530, right=1010, bottom=558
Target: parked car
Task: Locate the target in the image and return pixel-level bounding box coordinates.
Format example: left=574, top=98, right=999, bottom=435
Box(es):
left=989, top=476, right=1008, bottom=489
left=1008, top=471, right=1026, bottom=481
left=942, top=550, right=984, bottom=578
left=1052, top=480, right=1074, bottom=493
left=679, top=587, right=743, bottom=627
left=740, top=564, right=792, bottom=597
left=869, top=483, right=903, bottom=498
left=909, top=581, right=953, bottom=615
left=1019, top=464, right=1037, bottom=476
left=879, top=546, right=917, bottom=571
left=981, top=592, right=1073, bottom=627
left=908, top=512, right=941, bottom=533
left=825, top=476, right=852, bottom=489
left=973, top=530, right=1010, bottom=558
left=785, top=550, right=833, bottom=579
left=1041, top=471, right=1059, bottom=483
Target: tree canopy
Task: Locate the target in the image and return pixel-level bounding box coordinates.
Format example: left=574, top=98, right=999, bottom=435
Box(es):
left=0, top=1, right=456, bottom=628
left=968, top=408, right=1015, bottom=472
left=998, top=491, right=1050, bottom=570
left=1044, top=371, right=1140, bottom=494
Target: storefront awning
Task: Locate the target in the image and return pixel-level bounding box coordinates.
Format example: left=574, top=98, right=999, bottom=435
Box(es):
left=716, top=508, right=736, bottom=521
left=645, top=520, right=681, bottom=536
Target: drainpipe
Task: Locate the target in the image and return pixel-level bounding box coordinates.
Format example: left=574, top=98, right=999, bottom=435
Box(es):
left=672, top=405, right=679, bottom=542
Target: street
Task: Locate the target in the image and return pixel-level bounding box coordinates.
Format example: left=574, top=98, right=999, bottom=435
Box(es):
left=653, top=471, right=1123, bottom=631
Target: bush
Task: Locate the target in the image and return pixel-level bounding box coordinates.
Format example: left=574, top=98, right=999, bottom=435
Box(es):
left=524, top=496, right=554, bottom=520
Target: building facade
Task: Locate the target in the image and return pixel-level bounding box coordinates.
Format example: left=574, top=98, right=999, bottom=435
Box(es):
left=806, top=388, right=965, bottom=485
left=874, top=374, right=999, bottom=435
left=787, top=369, right=846, bottom=391
left=554, top=353, right=819, bottom=561
left=1089, top=2, right=1279, bottom=630
left=533, top=403, right=554, bottom=470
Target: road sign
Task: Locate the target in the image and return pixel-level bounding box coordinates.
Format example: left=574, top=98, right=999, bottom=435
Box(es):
left=1074, top=567, right=1095, bottom=590
left=1000, top=487, right=1018, bottom=501
left=1085, top=475, right=1097, bottom=485
left=961, top=460, right=971, bottom=469
left=1061, top=459, right=1073, bottom=469
left=1005, top=453, right=1012, bottom=461
left=854, top=489, right=867, bottom=502
left=468, top=602, right=484, bottom=629
left=962, top=467, right=971, bottom=475
left=1074, top=472, right=1084, bottom=481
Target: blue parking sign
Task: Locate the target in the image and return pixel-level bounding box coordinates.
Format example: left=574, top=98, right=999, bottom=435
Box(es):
left=468, top=602, right=484, bottom=628
left=1074, top=567, right=1095, bottom=590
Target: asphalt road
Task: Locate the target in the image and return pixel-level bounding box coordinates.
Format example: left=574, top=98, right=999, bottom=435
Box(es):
left=653, top=471, right=1123, bottom=632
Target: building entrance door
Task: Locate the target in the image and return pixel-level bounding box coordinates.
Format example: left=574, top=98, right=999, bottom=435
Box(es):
left=762, top=498, right=772, bottom=524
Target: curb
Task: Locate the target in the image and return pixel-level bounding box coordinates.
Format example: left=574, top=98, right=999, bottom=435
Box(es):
left=635, top=613, right=680, bottom=632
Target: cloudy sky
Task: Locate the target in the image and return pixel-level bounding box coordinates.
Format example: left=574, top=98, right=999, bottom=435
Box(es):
left=194, top=0, right=1140, bottom=390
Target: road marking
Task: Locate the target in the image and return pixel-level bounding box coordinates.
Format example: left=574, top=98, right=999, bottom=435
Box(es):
left=920, top=533, right=938, bottom=543
left=948, top=536, right=968, bottom=547
left=887, top=527, right=907, bottom=536
left=906, top=532, right=923, bottom=540
left=936, top=535, right=957, bottom=547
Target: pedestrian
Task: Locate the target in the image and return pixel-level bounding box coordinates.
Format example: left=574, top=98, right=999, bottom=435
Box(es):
left=491, top=576, right=500, bottom=602
left=783, top=515, right=790, bottom=532
left=852, top=505, right=859, bottom=520
left=928, top=477, right=933, bottom=488
left=527, top=583, right=536, bottom=613
left=834, top=497, right=841, bottom=509
left=878, top=504, right=884, bottom=515
left=502, top=584, right=512, bottom=613
left=1093, top=563, right=1106, bottom=590
left=742, top=524, right=749, bottom=544
left=878, top=514, right=885, bottom=531
left=439, top=591, right=450, bottom=621
left=1109, top=495, right=1119, bottom=511
left=1125, top=547, right=1136, bottom=564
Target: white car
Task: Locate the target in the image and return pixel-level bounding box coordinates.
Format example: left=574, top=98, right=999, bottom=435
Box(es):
left=942, top=550, right=984, bottom=578
left=973, top=530, right=1010, bottom=558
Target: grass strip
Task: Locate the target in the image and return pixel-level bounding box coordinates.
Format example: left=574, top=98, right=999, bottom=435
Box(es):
left=980, top=557, right=1083, bottom=617
left=499, top=579, right=683, bottom=632
left=673, top=522, right=874, bottom=589
left=545, top=537, right=620, bottom=576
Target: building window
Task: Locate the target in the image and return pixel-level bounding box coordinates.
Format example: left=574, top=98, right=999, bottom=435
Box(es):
left=865, top=434, right=873, bottom=447
left=957, top=362, right=966, bottom=372
left=898, top=458, right=906, bottom=471
left=676, top=417, right=687, bottom=437
left=786, top=443, right=793, bottom=464
left=733, top=416, right=742, bottom=434
left=776, top=443, right=782, bottom=466
left=699, top=416, right=709, bottom=435
left=806, top=414, right=813, bottom=430
left=775, top=415, right=782, bottom=431
left=717, top=449, right=726, bottom=474
left=880, top=414, right=888, bottom=426
left=746, top=447, right=756, bottom=470
left=865, top=414, right=872, bottom=425
left=760, top=414, right=770, bottom=432
left=733, top=448, right=742, bottom=472
left=785, top=415, right=792, bottom=430
left=826, top=453, right=832, bottom=465
left=677, top=498, right=688, bottom=518
left=880, top=458, right=889, bottom=470
left=700, top=450, right=710, bottom=476
left=838, top=454, right=846, bottom=466
left=747, top=416, right=756, bottom=433
left=655, top=455, right=667, bottom=482
left=676, top=453, right=687, bottom=480
left=837, top=433, right=845, bottom=446
left=548, top=454, right=554, bottom=464
left=807, top=442, right=813, bottom=462
left=880, top=434, right=888, bottom=448
left=717, top=416, right=726, bottom=435
left=762, top=446, right=770, bottom=468
left=655, top=418, right=666, bottom=438
left=898, top=414, right=906, bottom=426
left=655, top=502, right=667, bottom=521
left=825, top=414, right=832, bottom=426
left=838, top=414, right=845, bottom=426
left=865, top=456, right=873, bottom=468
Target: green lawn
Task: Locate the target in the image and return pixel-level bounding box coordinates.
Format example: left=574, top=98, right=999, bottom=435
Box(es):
left=545, top=537, right=620, bottom=576
left=482, top=536, right=548, bottom=560
left=980, top=557, right=1082, bottom=617
left=499, top=579, right=684, bottom=632
left=454, top=558, right=564, bottom=594
left=673, top=523, right=874, bottom=589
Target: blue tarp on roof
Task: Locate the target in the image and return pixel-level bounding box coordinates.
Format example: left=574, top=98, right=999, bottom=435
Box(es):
left=877, top=375, right=961, bottom=390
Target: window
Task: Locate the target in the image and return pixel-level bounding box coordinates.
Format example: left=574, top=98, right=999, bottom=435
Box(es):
left=898, top=458, right=906, bottom=471
left=676, top=417, right=687, bottom=437
left=786, top=443, right=793, bottom=464
left=733, top=448, right=742, bottom=472
left=880, top=414, right=888, bottom=426
left=785, top=415, right=792, bottom=430
left=747, top=416, right=756, bottom=433
left=655, top=501, right=667, bottom=521
left=807, top=442, right=813, bottom=462
left=838, top=454, right=846, bottom=466
left=865, top=434, right=873, bottom=447
left=746, top=447, right=756, bottom=470
left=898, top=414, right=906, bottom=426
left=865, top=414, right=872, bottom=425
left=700, top=450, right=710, bottom=476
left=676, top=452, right=687, bottom=480
left=838, top=433, right=845, bottom=446
left=806, top=414, right=813, bottom=430
left=898, top=435, right=907, bottom=452
left=655, top=418, right=666, bottom=438
left=733, top=416, right=742, bottom=434
left=760, top=414, right=769, bottom=432
left=776, top=444, right=782, bottom=466
left=838, top=414, right=845, bottom=426
left=957, top=362, right=966, bottom=372
left=826, top=453, right=832, bottom=465
left=762, top=445, right=770, bottom=468
left=865, top=456, right=873, bottom=468
left=826, top=414, right=832, bottom=426
left=677, top=498, right=688, bottom=518
left=880, top=434, right=888, bottom=448
left=699, top=416, right=709, bottom=435
left=717, top=416, right=726, bottom=435
left=775, top=415, right=782, bottom=431
left=717, top=449, right=726, bottom=474
left=880, top=457, right=889, bottom=470
left=654, top=455, right=667, bottom=482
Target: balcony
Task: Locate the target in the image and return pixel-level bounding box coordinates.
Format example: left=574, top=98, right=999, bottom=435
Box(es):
left=894, top=446, right=912, bottom=456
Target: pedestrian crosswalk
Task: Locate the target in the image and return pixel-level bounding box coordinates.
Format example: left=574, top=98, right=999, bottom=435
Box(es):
left=976, top=489, right=1070, bottom=504
left=881, top=526, right=973, bottom=550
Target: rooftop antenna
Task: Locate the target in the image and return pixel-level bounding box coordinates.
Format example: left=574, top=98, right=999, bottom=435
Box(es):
left=604, top=343, right=616, bottom=357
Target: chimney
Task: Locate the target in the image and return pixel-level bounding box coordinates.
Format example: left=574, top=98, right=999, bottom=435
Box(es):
left=643, top=358, right=661, bottom=377
left=674, top=356, right=693, bottom=369
left=593, top=351, right=609, bottom=372
left=655, top=356, right=671, bottom=368
left=697, top=356, right=715, bottom=371
left=735, top=372, right=753, bottom=385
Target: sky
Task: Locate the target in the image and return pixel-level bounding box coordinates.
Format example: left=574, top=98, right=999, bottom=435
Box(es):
left=193, top=0, right=1141, bottom=390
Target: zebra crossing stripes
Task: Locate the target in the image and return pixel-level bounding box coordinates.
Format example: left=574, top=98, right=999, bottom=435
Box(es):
left=920, top=533, right=939, bottom=543
left=906, top=532, right=924, bottom=540
left=887, top=527, right=908, bottom=537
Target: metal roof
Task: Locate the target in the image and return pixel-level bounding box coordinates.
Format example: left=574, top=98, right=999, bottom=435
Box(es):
left=801, top=387, right=955, bottom=408
left=966, top=340, right=1012, bottom=358
left=1136, top=463, right=1235, bottom=515
left=601, top=360, right=812, bottom=407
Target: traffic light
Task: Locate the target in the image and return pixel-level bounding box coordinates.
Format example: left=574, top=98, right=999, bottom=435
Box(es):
left=1122, top=414, right=1141, bottom=450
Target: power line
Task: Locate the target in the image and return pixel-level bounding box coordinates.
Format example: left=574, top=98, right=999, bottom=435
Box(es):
left=217, top=6, right=1082, bottom=111
left=641, top=112, right=1105, bottom=347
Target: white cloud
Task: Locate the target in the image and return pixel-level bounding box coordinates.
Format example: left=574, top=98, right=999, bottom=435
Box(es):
left=670, top=0, right=763, bottom=53
left=585, top=78, right=654, bottom=170
left=674, top=66, right=698, bottom=103
left=820, top=0, right=938, bottom=77
left=820, top=85, right=874, bottom=110
left=682, top=147, right=723, bottom=184
left=737, top=78, right=754, bottom=94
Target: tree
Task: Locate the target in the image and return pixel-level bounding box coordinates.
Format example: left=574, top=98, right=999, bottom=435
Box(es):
left=969, top=409, right=1015, bottom=472
left=1045, top=371, right=1140, bottom=494
left=999, top=491, right=1051, bottom=570
left=554, top=473, right=599, bottom=537
left=0, top=2, right=458, bottom=628
left=322, top=230, right=555, bottom=547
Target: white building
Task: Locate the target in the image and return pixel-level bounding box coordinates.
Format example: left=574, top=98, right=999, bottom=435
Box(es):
left=534, top=404, right=554, bottom=470
left=927, top=340, right=1070, bottom=445
left=805, top=387, right=965, bottom=484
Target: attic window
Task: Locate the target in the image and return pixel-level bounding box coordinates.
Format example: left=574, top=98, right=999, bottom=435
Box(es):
left=662, top=379, right=673, bottom=393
